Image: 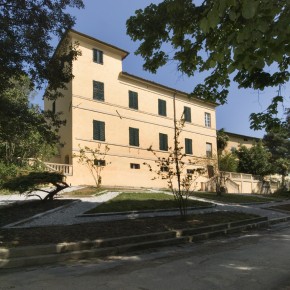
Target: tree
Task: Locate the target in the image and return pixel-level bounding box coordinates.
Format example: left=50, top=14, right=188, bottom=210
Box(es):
left=127, top=0, right=290, bottom=130
left=73, top=144, right=110, bottom=188
left=217, top=129, right=229, bottom=156
left=1, top=172, right=68, bottom=201
left=236, top=142, right=272, bottom=177
left=144, top=118, right=208, bottom=218
left=0, top=0, right=84, bottom=99
left=0, top=76, right=60, bottom=164
left=219, top=152, right=238, bottom=172
left=263, top=123, right=290, bottom=187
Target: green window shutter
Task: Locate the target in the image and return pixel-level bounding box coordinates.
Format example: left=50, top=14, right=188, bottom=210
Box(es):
left=129, top=127, right=139, bottom=146
left=159, top=133, right=168, bottom=151
left=93, top=49, right=103, bottom=64
left=93, top=81, right=104, bottom=101
left=184, top=106, right=191, bottom=122
left=93, top=120, right=105, bottom=141
left=185, top=138, right=193, bottom=154
left=129, top=91, right=138, bottom=109
left=158, top=99, right=167, bottom=116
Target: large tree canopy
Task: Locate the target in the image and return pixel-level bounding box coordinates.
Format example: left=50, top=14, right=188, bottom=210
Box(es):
left=127, top=0, right=290, bottom=130
left=0, top=0, right=84, bottom=99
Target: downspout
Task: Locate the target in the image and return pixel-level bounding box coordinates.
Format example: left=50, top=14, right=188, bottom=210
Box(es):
left=173, top=91, right=181, bottom=193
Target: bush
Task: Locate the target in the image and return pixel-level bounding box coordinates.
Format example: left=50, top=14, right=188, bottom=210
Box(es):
left=0, top=162, right=19, bottom=186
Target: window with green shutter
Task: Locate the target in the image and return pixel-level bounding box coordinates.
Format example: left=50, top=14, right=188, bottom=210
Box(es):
left=184, top=106, right=191, bottom=122
left=93, top=81, right=104, bottom=101
left=159, top=133, right=168, bottom=151
left=129, top=91, right=138, bottom=110
left=93, top=49, right=103, bottom=64
left=185, top=138, right=193, bottom=155
left=129, top=127, right=139, bottom=146
left=93, top=120, right=105, bottom=141
left=158, top=99, right=167, bottom=116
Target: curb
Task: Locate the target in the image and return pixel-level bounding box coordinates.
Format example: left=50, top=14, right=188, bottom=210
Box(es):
left=2, top=200, right=80, bottom=229
left=78, top=204, right=216, bottom=217
left=1, top=216, right=286, bottom=270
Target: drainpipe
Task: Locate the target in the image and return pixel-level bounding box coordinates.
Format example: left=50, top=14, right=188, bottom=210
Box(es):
left=173, top=91, right=181, bottom=193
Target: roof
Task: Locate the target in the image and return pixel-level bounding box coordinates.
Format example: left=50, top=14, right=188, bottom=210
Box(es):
left=69, top=29, right=129, bottom=60
left=119, top=71, right=219, bottom=107
left=224, top=131, right=260, bottom=141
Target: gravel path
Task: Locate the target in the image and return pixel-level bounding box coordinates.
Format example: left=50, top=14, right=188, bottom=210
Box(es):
left=3, top=192, right=290, bottom=228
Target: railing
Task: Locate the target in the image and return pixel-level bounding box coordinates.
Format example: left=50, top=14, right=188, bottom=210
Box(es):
left=226, top=178, right=240, bottom=193
left=44, top=162, right=73, bottom=176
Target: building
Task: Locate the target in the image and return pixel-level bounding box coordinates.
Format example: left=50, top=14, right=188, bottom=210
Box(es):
left=45, top=30, right=218, bottom=189
left=223, top=131, right=260, bottom=153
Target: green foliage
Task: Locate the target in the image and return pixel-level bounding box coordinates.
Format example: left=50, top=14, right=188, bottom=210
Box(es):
left=73, top=144, right=110, bottom=188
left=219, top=152, right=238, bottom=172
left=1, top=171, right=65, bottom=194
left=127, top=0, right=290, bottom=129
left=0, top=0, right=84, bottom=99
left=217, top=128, right=229, bottom=155
left=0, top=76, right=59, bottom=163
left=236, top=142, right=272, bottom=176
left=0, top=162, right=19, bottom=186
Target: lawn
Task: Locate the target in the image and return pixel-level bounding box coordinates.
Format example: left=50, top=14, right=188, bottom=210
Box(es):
left=270, top=203, right=290, bottom=212
left=190, top=192, right=279, bottom=203
left=85, top=192, right=211, bottom=214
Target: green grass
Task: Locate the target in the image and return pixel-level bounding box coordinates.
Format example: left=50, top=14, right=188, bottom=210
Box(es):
left=86, top=192, right=211, bottom=214
left=190, top=192, right=279, bottom=203
left=62, top=186, right=108, bottom=197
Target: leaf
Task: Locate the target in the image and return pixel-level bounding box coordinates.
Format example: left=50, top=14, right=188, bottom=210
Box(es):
left=242, top=0, right=259, bottom=19
left=200, top=17, right=209, bottom=33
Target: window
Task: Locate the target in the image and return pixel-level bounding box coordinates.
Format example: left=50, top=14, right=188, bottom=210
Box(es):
left=159, top=133, right=168, bottom=151
left=158, top=99, right=167, bottom=116
left=52, top=101, right=56, bottom=114
left=94, top=159, right=106, bottom=166
left=130, top=163, right=140, bottom=169
left=93, top=49, right=103, bottom=64
left=185, top=138, right=193, bottom=155
left=161, top=166, right=169, bottom=172
left=207, top=165, right=214, bottom=178
left=206, top=142, right=212, bottom=158
left=93, top=120, right=105, bottom=141
left=183, top=106, right=191, bottom=122
left=129, top=91, right=138, bottom=110
left=187, top=169, right=194, bottom=174
left=205, top=112, right=211, bottom=127
left=93, top=81, right=104, bottom=101
left=129, top=127, right=139, bottom=146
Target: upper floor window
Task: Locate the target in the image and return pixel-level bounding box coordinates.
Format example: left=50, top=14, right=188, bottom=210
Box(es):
left=205, top=112, right=211, bottom=127
left=129, top=127, right=139, bottom=147
left=206, top=142, right=212, bottom=158
left=93, top=120, right=105, bottom=141
left=158, top=99, right=167, bottom=116
left=129, top=91, right=138, bottom=110
left=93, top=49, right=103, bottom=64
left=185, top=138, right=193, bottom=155
left=130, top=163, right=140, bottom=169
left=159, top=133, right=168, bottom=151
left=93, top=81, right=104, bottom=101
left=183, top=106, right=191, bottom=123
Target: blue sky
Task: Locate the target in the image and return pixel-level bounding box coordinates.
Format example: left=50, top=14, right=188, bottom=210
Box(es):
left=36, top=0, right=290, bottom=138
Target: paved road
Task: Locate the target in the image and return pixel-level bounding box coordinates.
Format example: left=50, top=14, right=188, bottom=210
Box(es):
left=1, top=222, right=290, bottom=290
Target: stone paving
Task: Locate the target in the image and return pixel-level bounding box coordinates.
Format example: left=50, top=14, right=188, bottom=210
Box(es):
left=1, top=189, right=290, bottom=228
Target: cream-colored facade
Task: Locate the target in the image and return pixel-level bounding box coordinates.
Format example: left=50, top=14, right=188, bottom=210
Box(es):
left=45, top=30, right=218, bottom=188
left=223, top=131, right=260, bottom=153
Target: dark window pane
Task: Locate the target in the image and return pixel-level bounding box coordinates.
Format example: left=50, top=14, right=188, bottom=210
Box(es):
left=129, top=127, right=139, bottom=146
left=159, top=133, right=168, bottom=151
left=158, top=99, right=167, bottom=116
left=93, top=81, right=104, bottom=101
left=184, top=106, right=191, bottom=122
left=185, top=138, right=193, bottom=154
left=129, top=91, right=138, bottom=109
left=93, top=120, right=105, bottom=141
left=93, top=49, right=103, bottom=64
